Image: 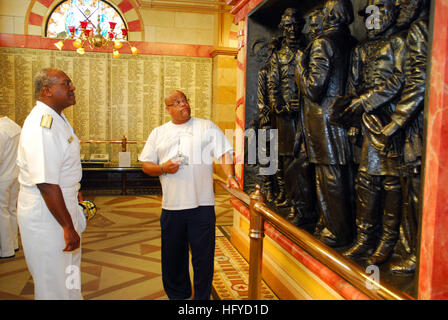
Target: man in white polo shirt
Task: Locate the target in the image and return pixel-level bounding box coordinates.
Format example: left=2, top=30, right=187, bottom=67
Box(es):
left=139, top=90, right=240, bottom=300
left=17, top=68, right=86, bottom=300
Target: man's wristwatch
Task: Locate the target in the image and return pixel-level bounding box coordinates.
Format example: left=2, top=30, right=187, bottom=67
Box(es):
left=160, top=164, right=166, bottom=175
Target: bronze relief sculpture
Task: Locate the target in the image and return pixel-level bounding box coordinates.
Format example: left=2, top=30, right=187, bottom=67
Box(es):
left=257, top=40, right=279, bottom=203
left=287, top=7, right=324, bottom=227
left=384, top=0, right=429, bottom=273
left=267, top=8, right=305, bottom=208
left=333, top=0, right=406, bottom=265
left=295, top=0, right=357, bottom=247
left=252, top=0, right=428, bottom=274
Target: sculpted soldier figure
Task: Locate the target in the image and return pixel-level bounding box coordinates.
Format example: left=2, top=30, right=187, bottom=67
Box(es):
left=334, top=0, right=406, bottom=265
left=267, top=8, right=305, bottom=208
left=303, top=8, right=324, bottom=44
left=379, top=0, right=429, bottom=273
left=294, top=0, right=356, bottom=247
left=287, top=7, right=324, bottom=226
left=257, top=39, right=280, bottom=203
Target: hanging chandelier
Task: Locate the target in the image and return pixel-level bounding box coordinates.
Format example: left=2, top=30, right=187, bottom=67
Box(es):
left=54, top=16, right=138, bottom=58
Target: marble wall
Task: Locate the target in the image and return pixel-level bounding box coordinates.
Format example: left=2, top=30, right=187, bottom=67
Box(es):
left=142, top=9, right=215, bottom=45
left=0, top=0, right=29, bottom=35
left=0, top=0, right=237, bottom=47
left=0, top=1, right=239, bottom=113
left=418, top=0, right=448, bottom=300
left=0, top=0, right=239, bottom=179
left=212, top=52, right=238, bottom=186
left=212, top=54, right=237, bottom=132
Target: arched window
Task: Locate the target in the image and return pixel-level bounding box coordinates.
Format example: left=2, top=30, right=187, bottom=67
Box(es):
left=46, top=0, right=127, bottom=39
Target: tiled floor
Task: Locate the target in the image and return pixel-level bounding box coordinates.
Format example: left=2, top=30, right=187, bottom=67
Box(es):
left=0, top=194, right=273, bottom=300
left=213, top=229, right=278, bottom=300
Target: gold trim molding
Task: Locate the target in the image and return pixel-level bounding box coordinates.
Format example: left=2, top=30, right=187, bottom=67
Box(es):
left=210, top=46, right=238, bottom=57
left=137, top=0, right=232, bottom=13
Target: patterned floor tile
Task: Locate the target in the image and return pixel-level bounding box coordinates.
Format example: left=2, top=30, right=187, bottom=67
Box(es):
left=213, top=235, right=278, bottom=300
left=0, top=194, right=238, bottom=300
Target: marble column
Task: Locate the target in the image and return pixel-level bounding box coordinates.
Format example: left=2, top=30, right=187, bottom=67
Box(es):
left=418, top=0, right=448, bottom=300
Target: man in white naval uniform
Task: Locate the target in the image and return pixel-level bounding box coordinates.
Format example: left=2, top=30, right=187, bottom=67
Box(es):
left=0, top=116, right=21, bottom=258
left=17, top=68, right=86, bottom=300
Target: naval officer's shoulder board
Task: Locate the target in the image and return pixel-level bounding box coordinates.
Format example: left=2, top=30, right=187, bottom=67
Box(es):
left=40, top=114, right=53, bottom=129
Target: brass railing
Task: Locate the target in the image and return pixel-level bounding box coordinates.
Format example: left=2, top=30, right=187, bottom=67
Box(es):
left=80, top=136, right=146, bottom=152
left=215, top=180, right=413, bottom=300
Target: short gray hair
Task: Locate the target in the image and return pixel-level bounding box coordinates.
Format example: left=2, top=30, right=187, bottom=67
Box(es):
left=34, top=68, right=58, bottom=99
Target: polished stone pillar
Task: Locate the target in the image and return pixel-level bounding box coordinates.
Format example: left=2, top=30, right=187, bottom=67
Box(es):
left=418, top=0, right=448, bottom=300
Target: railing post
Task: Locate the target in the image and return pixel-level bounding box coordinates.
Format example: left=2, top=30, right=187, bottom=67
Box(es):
left=248, top=184, right=266, bottom=300
left=121, top=135, right=127, bottom=152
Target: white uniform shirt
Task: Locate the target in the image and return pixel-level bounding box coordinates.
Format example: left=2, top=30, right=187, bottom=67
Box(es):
left=0, top=117, right=21, bottom=182
left=17, top=101, right=82, bottom=188
left=139, top=117, right=233, bottom=210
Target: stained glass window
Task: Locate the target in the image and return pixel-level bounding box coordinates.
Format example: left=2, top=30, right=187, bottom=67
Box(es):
left=46, top=0, right=127, bottom=39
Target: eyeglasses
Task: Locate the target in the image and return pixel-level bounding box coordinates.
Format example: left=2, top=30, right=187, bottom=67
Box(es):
left=167, top=98, right=189, bottom=106
left=53, top=80, right=73, bottom=88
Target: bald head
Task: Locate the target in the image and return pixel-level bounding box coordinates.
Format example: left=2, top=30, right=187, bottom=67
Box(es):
left=164, top=90, right=186, bottom=106
left=164, top=90, right=191, bottom=124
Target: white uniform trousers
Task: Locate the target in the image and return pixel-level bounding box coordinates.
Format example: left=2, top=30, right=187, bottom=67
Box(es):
left=17, top=184, right=86, bottom=300
left=0, top=178, right=19, bottom=257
